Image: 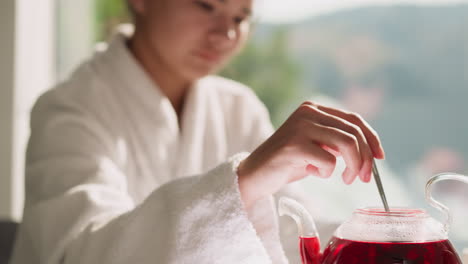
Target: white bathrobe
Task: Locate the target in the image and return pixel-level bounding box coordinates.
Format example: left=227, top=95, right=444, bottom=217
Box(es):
left=10, top=28, right=291, bottom=264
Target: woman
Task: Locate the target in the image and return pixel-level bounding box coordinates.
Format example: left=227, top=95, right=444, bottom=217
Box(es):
left=11, top=0, right=385, bottom=263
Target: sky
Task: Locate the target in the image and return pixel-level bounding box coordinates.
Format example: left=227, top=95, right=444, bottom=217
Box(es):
left=257, top=0, right=468, bottom=23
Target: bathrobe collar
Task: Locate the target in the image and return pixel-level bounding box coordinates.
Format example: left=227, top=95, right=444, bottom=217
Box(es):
left=97, top=25, right=222, bottom=179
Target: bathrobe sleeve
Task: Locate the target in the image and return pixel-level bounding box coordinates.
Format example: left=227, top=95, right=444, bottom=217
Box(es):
left=11, top=93, right=273, bottom=264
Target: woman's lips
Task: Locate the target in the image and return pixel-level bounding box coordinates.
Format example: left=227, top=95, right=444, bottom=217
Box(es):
left=196, top=50, right=223, bottom=63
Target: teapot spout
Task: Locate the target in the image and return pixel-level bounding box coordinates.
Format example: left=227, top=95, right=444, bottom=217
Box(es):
left=279, top=197, right=321, bottom=264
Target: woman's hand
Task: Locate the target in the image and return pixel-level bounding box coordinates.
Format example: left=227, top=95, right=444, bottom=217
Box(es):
left=237, top=101, right=385, bottom=208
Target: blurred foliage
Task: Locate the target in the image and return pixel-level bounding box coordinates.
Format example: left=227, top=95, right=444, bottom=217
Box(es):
left=94, top=0, right=130, bottom=41
left=220, top=28, right=302, bottom=127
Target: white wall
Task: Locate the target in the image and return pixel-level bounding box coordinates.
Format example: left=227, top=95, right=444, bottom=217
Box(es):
left=0, top=0, right=55, bottom=221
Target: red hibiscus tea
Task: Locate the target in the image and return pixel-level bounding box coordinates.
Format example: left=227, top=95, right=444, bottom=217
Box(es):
left=300, top=236, right=321, bottom=264
left=320, top=237, right=462, bottom=264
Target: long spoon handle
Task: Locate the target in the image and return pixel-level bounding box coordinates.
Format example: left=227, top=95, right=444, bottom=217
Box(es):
left=372, top=160, right=390, bottom=212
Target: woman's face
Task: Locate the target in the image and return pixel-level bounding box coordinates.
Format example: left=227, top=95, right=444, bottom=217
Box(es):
left=130, top=0, right=253, bottom=81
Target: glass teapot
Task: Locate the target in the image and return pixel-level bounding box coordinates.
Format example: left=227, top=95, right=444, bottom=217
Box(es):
left=278, top=173, right=468, bottom=264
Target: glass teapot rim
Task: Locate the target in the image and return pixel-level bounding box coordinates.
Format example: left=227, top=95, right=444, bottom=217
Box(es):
left=354, top=207, right=429, bottom=218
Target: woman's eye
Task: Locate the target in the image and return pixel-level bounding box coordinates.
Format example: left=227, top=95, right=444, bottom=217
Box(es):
left=195, top=1, right=215, bottom=12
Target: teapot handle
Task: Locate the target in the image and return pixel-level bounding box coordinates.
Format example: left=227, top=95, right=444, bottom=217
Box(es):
left=425, top=173, right=468, bottom=234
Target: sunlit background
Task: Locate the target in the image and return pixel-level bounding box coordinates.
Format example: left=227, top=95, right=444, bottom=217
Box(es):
left=258, top=0, right=468, bottom=23
left=1, top=0, right=467, bottom=258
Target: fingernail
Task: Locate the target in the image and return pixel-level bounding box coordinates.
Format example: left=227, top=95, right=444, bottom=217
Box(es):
left=318, top=168, right=331, bottom=178
left=365, top=170, right=372, bottom=183
left=379, top=149, right=386, bottom=159
left=306, top=164, right=320, bottom=177
left=342, top=168, right=354, bottom=185
left=358, top=167, right=366, bottom=182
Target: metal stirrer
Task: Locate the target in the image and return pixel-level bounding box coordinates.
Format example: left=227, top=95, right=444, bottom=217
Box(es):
left=372, top=160, right=390, bottom=212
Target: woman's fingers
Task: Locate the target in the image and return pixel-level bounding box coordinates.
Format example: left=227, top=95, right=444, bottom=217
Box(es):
left=305, top=122, right=363, bottom=184
left=313, top=110, right=374, bottom=183
left=300, top=104, right=373, bottom=183
left=237, top=101, right=386, bottom=208
left=314, top=103, right=385, bottom=159
left=300, top=142, right=337, bottom=179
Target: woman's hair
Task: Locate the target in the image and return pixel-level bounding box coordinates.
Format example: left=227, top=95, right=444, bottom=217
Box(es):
left=126, top=0, right=136, bottom=19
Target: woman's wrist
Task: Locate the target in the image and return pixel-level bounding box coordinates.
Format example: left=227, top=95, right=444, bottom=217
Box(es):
left=237, top=159, right=258, bottom=209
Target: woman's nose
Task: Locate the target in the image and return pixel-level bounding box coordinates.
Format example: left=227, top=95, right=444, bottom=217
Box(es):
left=208, top=16, right=237, bottom=50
